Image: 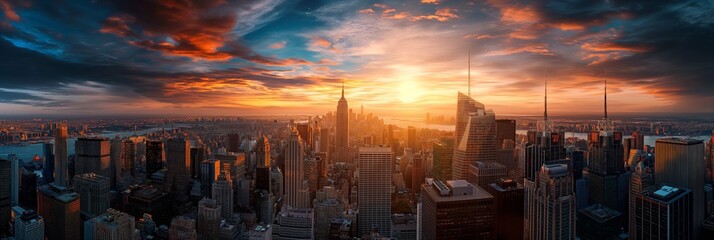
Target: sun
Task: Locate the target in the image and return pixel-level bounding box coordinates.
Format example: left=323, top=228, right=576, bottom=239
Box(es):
left=398, top=80, right=424, bottom=103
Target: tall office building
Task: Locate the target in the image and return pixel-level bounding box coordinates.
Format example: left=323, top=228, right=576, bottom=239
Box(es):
left=314, top=186, right=345, bottom=240
left=19, top=172, right=38, bottom=210
left=14, top=209, right=44, bottom=240
left=631, top=185, right=693, bottom=239
left=297, top=123, right=314, bottom=150
left=121, top=139, right=137, bottom=176
left=319, top=127, right=330, bottom=153
left=54, top=123, right=69, bottom=187
left=273, top=206, right=315, bottom=240
left=73, top=173, right=110, bottom=217
left=200, top=159, right=220, bottom=198
left=486, top=178, right=524, bottom=240
left=334, top=83, right=350, bottom=163
left=43, top=142, right=54, bottom=184
left=432, top=138, right=454, bottom=180
left=198, top=198, right=222, bottom=240
left=422, top=179, right=495, bottom=240
left=145, top=140, right=164, bottom=178
left=0, top=158, right=11, bottom=234
left=212, top=171, right=234, bottom=219
left=89, top=208, right=137, bottom=240
left=168, top=216, right=197, bottom=240
left=166, top=137, right=192, bottom=203
left=126, top=185, right=170, bottom=225
left=407, top=126, right=417, bottom=150
left=654, top=138, right=705, bottom=238
left=285, top=129, right=310, bottom=209
left=528, top=164, right=576, bottom=240
left=256, top=135, right=271, bottom=167
left=75, top=137, right=112, bottom=181
left=576, top=204, right=622, bottom=240
left=628, top=161, right=656, bottom=240
left=227, top=133, right=241, bottom=153
left=495, top=119, right=516, bottom=149
left=468, top=161, right=507, bottom=190
left=452, top=92, right=496, bottom=180
left=37, top=184, right=81, bottom=240
left=358, top=146, right=392, bottom=236
left=412, top=153, right=425, bottom=193
left=190, top=146, right=206, bottom=179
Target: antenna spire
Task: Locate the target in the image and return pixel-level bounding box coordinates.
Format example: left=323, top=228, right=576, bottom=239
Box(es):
left=468, top=48, right=471, bottom=97
left=341, top=80, right=345, bottom=99
left=544, top=70, right=548, bottom=121
left=604, top=69, right=607, bottom=120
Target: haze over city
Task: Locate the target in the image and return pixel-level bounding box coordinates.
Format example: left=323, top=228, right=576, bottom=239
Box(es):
left=1, top=0, right=713, bottom=117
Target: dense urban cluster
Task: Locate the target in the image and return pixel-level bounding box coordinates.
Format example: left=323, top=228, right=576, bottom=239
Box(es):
left=0, top=84, right=713, bottom=240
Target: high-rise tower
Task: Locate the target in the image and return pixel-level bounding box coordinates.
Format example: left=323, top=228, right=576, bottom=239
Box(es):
left=335, top=82, right=350, bottom=163
left=528, top=164, right=576, bottom=240
left=165, top=138, right=191, bottom=203
left=285, top=129, right=310, bottom=209
left=358, top=146, right=392, bottom=237
left=54, top=123, right=69, bottom=187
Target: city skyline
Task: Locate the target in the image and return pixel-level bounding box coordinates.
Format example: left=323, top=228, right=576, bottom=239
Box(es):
left=2, top=1, right=714, bottom=118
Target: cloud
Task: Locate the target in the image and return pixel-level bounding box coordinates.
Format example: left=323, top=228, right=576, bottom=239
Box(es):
left=410, top=8, right=459, bottom=22
left=421, top=0, right=440, bottom=5
left=0, top=0, right=19, bottom=21
left=269, top=40, right=287, bottom=49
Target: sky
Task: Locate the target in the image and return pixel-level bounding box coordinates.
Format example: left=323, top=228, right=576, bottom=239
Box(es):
left=1, top=0, right=713, bottom=118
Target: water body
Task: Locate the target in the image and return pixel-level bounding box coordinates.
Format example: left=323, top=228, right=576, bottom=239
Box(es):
left=0, top=125, right=189, bottom=161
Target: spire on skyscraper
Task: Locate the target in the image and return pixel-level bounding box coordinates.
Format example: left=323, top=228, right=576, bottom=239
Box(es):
left=468, top=48, right=471, bottom=97
left=597, top=69, right=614, bottom=135
left=544, top=74, right=548, bottom=121
left=537, top=70, right=553, bottom=135
left=341, top=80, right=345, bottom=100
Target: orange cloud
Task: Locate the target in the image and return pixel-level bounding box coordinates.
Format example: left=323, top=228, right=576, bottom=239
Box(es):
left=421, top=0, right=440, bottom=4
left=0, top=0, right=20, bottom=21
left=359, top=8, right=375, bottom=14
left=486, top=43, right=554, bottom=56
left=464, top=34, right=498, bottom=40
left=269, top=41, right=287, bottom=49
left=581, top=42, right=649, bottom=53
left=311, top=36, right=339, bottom=52
left=387, top=12, right=411, bottom=20
left=374, top=3, right=388, bottom=9
left=100, top=16, right=137, bottom=37
left=499, top=5, right=540, bottom=24
left=410, top=8, right=459, bottom=22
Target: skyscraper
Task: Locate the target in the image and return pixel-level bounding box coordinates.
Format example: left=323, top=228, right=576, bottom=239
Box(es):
left=75, top=137, right=112, bottom=180
left=14, top=208, right=45, bottom=240
left=358, top=146, right=392, bottom=236
left=319, top=127, right=330, bottom=154
left=212, top=171, right=234, bottom=219
left=145, top=140, right=164, bottom=179
left=285, top=129, right=310, bottom=209
left=256, top=135, right=271, bottom=167
left=200, top=159, right=220, bottom=198
left=43, top=142, right=54, bottom=184
left=335, top=82, right=350, bottom=163
left=89, top=208, right=137, bottom=240
left=528, top=164, right=576, bottom=240
left=314, top=186, right=345, bottom=240
left=628, top=161, right=655, bottom=240
left=121, top=139, right=137, bottom=176
left=468, top=161, right=507, bottom=190
left=165, top=137, right=192, bottom=203
left=422, top=179, right=495, bottom=240
left=37, top=184, right=81, bottom=240
left=227, top=133, right=241, bottom=153
left=432, top=138, right=454, bottom=180
left=407, top=126, right=417, bottom=150
left=654, top=138, right=705, bottom=238
left=198, top=198, right=222, bottom=240
left=452, top=92, right=496, bottom=180
left=54, top=123, right=69, bottom=187
left=631, top=185, right=693, bottom=239
left=190, top=145, right=206, bottom=179
left=486, top=178, right=524, bottom=240
left=0, top=158, right=12, bottom=234
left=73, top=173, right=110, bottom=217
left=19, top=172, right=38, bottom=210
left=495, top=119, right=516, bottom=149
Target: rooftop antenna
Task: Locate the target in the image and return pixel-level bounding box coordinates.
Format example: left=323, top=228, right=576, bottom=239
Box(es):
left=341, top=80, right=345, bottom=99
left=538, top=69, right=553, bottom=135
left=468, top=48, right=471, bottom=97
left=598, top=68, right=614, bottom=136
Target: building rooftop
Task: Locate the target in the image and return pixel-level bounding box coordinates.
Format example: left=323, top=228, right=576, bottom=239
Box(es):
left=423, top=179, right=493, bottom=202
left=472, top=161, right=506, bottom=169
left=655, top=137, right=703, bottom=145
left=579, top=204, right=621, bottom=223
left=648, top=185, right=691, bottom=203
